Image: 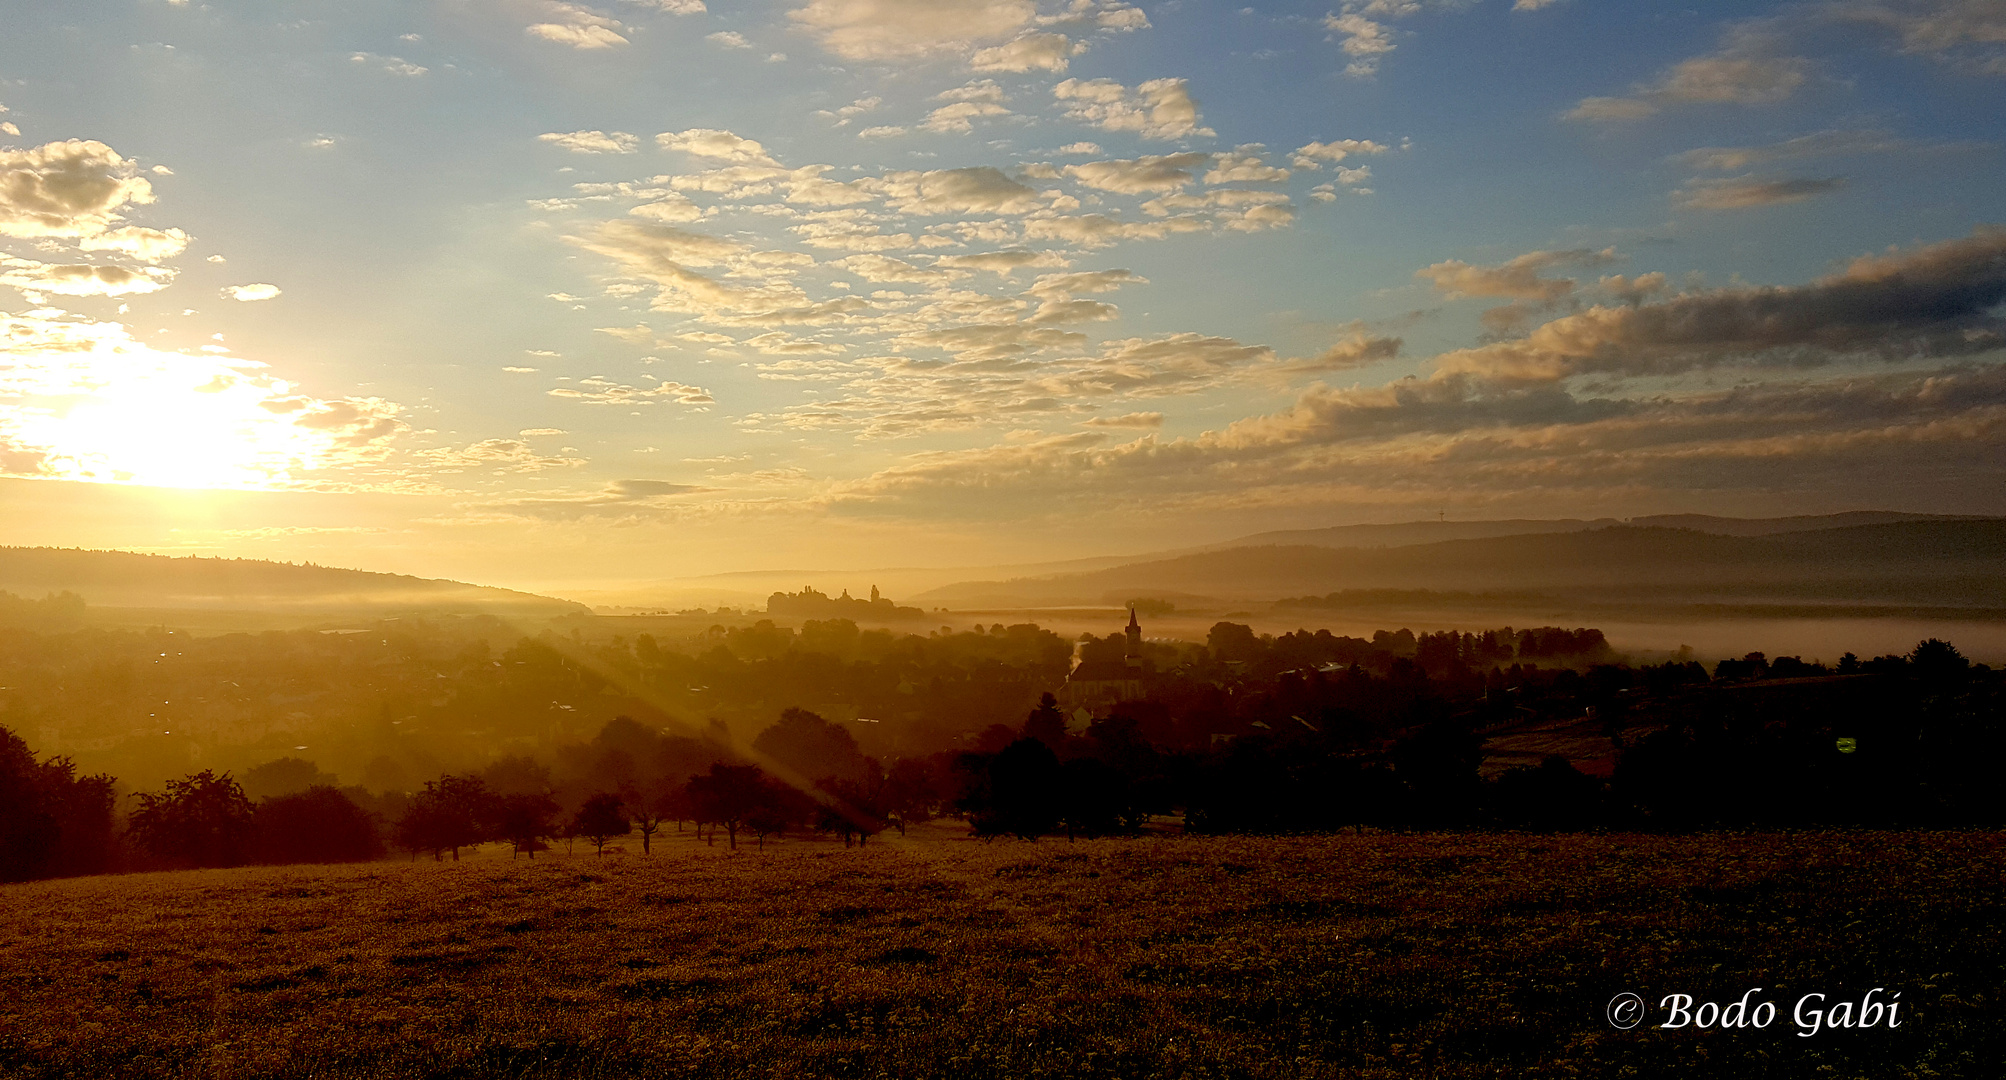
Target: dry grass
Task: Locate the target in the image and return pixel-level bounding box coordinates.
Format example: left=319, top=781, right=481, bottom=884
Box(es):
left=1, top=826, right=1999, bottom=1079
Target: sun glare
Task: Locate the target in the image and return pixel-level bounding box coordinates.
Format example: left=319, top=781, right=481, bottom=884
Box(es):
left=3, top=313, right=371, bottom=490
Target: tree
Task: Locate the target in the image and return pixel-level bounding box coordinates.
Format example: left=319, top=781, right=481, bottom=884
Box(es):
left=127, top=771, right=257, bottom=868
left=1023, top=692, right=1067, bottom=748
left=751, top=708, right=873, bottom=784
left=495, top=792, right=561, bottom=858
left=685, top=763, right=767, bottom=849
left=572, top=793, right=630, bottom=855
left=814, top=777, right=887, bottom=846
left=394, top=775, right=496, bottom=861
left=240, top=757, right=340, bottom=800
left=883, top=757, right=942, bottom=836
left=627, top=790, right=666, bottom=853
left=251, top=787, right=385, bottom=864
left=0, top=726, right=116, bottom=882
left=958, top=738, right=1062, bottom=840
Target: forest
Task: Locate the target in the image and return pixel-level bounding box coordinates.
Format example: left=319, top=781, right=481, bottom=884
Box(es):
left=3, top=602, right=1998, bottom=882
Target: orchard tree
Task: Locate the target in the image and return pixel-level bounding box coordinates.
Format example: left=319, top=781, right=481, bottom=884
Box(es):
left=495, top=793, right=561, bottom=859
left=572, top=793, right=630, bottom=855
left=127, top=771, right=257, bottom=868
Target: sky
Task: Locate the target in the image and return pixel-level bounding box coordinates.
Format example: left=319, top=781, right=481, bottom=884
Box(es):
left=1, top=0, right=2003, bottom=593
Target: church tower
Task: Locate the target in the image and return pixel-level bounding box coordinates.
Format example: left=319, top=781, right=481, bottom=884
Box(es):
left=1124, top=605, right=1142, bottom=669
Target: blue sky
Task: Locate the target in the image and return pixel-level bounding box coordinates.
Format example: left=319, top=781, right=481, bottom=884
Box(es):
left=2, top=0, right=2003, bottom=589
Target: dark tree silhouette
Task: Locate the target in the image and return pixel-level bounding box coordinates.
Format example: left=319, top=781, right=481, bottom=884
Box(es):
left=0, top=726, right=116, bottom=882
left=686, top=763, right=767, bottom=849
left=394, top=775, right=496, bottom=861
left=495, top=792, right=561, bottom=858
left=959, top=737, right=1062, bottom=840
left=251, top=786, right=385, bottom=864
left=572, top=792, right=630, bottom=855
left=883, top=757, right=943, bottom=835
left=127, top=771, right=257, bottom=868
left=751, top=707, right=873, bottom=784
left=814, top=776, right=887, bottom=846
left=1023, top=692, right=1067, bottom=748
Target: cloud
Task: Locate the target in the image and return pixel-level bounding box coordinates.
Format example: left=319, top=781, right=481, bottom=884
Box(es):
left=349, top=52, right=427, bottom=76
left=1288, top=331, right=1403, bottom=372
left=787, top=0, right=1037, bottom=61
left=921, top=101, right=1012, bottom=134
left=539, top=130, right=640, bottom=154
left=222, top=283, right=282, bottom=301
left=0, top=140, right=157, bottom=240
left=1205, top=146, right=1289, bottom=184
left=75, top=225, right=190, bottom=262
left=1567, top=29, right=1810, bottom=121
left=526, top=3, right=629, bottom=48
left=417, top=438, right=585, bottom=472
left=1674, top=128, right=1910, bottom=171
left=707, top=30, right=752, bottom=48
left=547, top=376, right=715, bottom=405
left=1676, top=175, right=1847, bottom=210
left=1082, top=411, right=1162, bottom=428
left=1324, top=12, right=1397, bottom=77
left=877, top=166, right=1042, bottom=215
left=622, top=0, right=706, bottom=12
left=1431, top=225, right=2006, bottom=385
left=1833, top=0, right=2006, bottom=74
left=933, top=249, right=1072, bottom=275
left=1291, top=139, right=1391, bottom=169
left=971, top=32, right=1084, bottom=72
left=656, top=128, right=782, bottom=167
left=1064, top=152, right=1212, bottom=194
left=1417, top=248, right=1620, bottom=301
left=1054, top=78, right=1215, bottom=141
left=1, top=257, right=174, bottom=296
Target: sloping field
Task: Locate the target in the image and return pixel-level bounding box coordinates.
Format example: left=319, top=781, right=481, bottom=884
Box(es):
left=1, top=828, right=1999, bottom=1079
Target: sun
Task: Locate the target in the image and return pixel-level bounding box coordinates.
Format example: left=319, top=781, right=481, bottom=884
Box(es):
left=3, top=313, right=384, bottom=490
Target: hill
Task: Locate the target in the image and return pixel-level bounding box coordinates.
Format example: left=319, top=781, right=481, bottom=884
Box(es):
left=914, top=520, right=2006, bottom=613
left=0, top=547, right=586, bottom=623
left=0, top=829, right=1995, bottom=1078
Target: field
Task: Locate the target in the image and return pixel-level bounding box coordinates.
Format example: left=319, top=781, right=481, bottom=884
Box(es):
left=1, top=828, right=2000, bottom=1079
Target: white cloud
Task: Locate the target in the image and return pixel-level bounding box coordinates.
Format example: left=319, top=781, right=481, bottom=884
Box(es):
left=527, top=3, right=629, bottom=49
left=76, top=225, right=190, bottom=262
left=622, top=0, right=706, bottom=11
left=1416, top=247, right=1619, bottom=301
left=971, top=32, right=1084, bottom=72
left=921, top=101, right=1013, bottom=134
left=349, top=52, right=427, bottom=76
left=707, top=30, right=752, bottom=48
left=0, top=140, right=157, bottom=240
left=1053, top=78, right=1215, bottom=141
left=1291, top=138, right=1391, bottom=169
left=222, top=283, right=282, bottom=302
left=539, top=130, right=640, bottom=154
left=548, top=376, right=715, bottom=405
left=1205, top=146, right=1289, bottom=184
left=1064, top=152, right=1211, bottom=194
left=1, top=257, right=174, bottom=296
left=1325, top=12, right=1396, bottom=77
left=656, top=128, right=782, bottom=167
left=787, top=0, right=1038, bottom=61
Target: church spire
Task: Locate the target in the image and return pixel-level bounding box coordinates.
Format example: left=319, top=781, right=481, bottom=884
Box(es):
left=1124, top=603, right=1142, bottom=666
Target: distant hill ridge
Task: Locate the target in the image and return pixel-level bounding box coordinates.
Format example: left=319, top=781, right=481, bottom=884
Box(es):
left=0, top=547, right=585, bottom=616
left=1210, top=510, right=1987, bottom=551
left=914, top=519, right=2006, bottom=608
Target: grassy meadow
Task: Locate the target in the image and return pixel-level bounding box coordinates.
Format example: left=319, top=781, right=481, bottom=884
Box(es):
left=1, top=827, right=2000, bottom=1079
